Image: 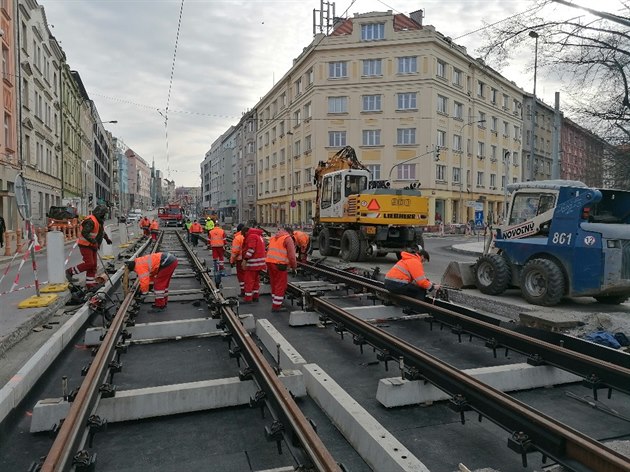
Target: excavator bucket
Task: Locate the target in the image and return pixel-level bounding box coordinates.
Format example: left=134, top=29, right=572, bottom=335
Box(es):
left=441, top=261, right=477, bottom=289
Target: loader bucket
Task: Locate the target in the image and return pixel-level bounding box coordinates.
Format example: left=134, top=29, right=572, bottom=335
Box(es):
left=441, top=261, right=477, bottom=289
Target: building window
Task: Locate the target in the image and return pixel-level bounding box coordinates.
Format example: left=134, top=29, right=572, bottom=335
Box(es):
left=437, top=95, right=448, bottom=114
left=502, top=94, right=509, bottom=109
left=294, top=170, right=301, bottom=186
left=453, top=134, right=462, bottom=152
left=491, top=117, right=498, bottom=132
left=367, top=164, right=381, bottom=180
left=477, top=171, right=484, bottom=186
left=453, top=68, right=462, bottom=86
left=491, top=145, right=497, bottom=160
left=362, top=94, right=382, bottom=112
left=454, top=102, right=463, bottom=119
left=398, top=56, right=417, bottom=74
left=307, top=68, right=314, bottom=85
left=397, top=128, right=416, bottom=145
left=328, top=96, right=348, bottom=114
left=490, top=174, right=497, bottom=188
left=477, top=80, right=485, bottom=98
left=280, top=176, right=285, bottom=190
left=280, top=148, right=286, bottom=164
left=247, top=186, right=254, bottom=197
left=397, top=92, right=417, bottom=110
left=304, top=102, right=312, bottom=120
left=265, top=156, right=269, bottom=170
left=491, top=88, right=498, bottom=104
left=397, top=164, right=416, bottom=180
left=329, top=61, right=348, bottom=78
left=503, top=121, right=509, bottom=136
left=514, top=126, right=520, bottom=140
left=295, top=78, right=302, bottom=95
left=361, top=23, right=384, bottom=41
left=436, top=164, right=446, bottom=181
left=478, top=141, right=485, bottom=157
left=362, top=129, right=381, bottom=146
left=294, top=140, right=301, bottom=156
left=362, top=59, right=382, bottom=77
left=272, top=152, right=277, bottom=167
left=437, top=60, right=446, bottom=78
left=4, top=113, right=11, bottom=149
left=293, top=110, right=301, bottom=126
left=437, top=130, right=446, bottom=148
left=305, top=135, right=312, bottom=152
left=328, top=131, right=347, bottom=147
left=478, top=111, right=486, bottom=126
left=453, top=167, right=461, bottom=183
left=305, top=168, right=312, bottom=183
left=272, top=178, right=277, bottom=192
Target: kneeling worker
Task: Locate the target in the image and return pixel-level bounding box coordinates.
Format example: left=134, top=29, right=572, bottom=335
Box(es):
left=125, top=252, right=179, bottom=311
left=384, top=246, right=439, bottom=300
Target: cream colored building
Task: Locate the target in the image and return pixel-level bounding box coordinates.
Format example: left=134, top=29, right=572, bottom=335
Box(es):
left=255, top=10, right=525, bottom=226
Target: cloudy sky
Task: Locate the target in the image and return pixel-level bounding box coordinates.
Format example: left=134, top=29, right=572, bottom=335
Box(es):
left=40, top=0, right=616, bottom=187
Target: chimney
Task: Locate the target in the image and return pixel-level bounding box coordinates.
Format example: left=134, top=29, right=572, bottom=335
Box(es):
left=410, top=9, right=424, bottom=26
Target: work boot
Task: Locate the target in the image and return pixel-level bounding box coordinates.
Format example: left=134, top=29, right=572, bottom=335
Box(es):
left=149, top=306, right=166, bottom=313
left=271, top=306, right=289, bottom=313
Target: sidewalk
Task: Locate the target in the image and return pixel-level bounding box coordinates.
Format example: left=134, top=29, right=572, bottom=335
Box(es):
left=450, top=241, right=485, bottom=256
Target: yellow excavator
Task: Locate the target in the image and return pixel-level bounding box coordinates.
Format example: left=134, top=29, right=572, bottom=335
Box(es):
left=312, top=146, right=429, bottom=262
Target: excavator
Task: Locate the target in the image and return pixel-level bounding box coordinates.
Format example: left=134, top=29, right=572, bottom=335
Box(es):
left=444, top=180, right=630, bottom=306
left=312, top=146, right=429, bottom=262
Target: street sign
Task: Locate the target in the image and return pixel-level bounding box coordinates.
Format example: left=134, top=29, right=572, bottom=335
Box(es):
left=474, top=202, right=483, bottom=211
left=465, top=200, right=476, bottom=208
left=290, top=200, right=296, bottom=208
left=15, top=173, right=30, bottom=219
left=474, top=210, right=484, bottom=228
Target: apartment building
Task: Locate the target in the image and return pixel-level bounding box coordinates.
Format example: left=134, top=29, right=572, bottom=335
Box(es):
left=91, top=104, right=113, bottom=206
left=523, top=95, right=560, bottom=181
left=561, top=117, right=605, bottom=187
left=18, top=0, right=64, bottom=226
left=202, top=127, right=238, bottom=222
left=254, top=10, right=524, bottom=226
left=126, top=148, right=151, bottom=210
left=60, top=64, right=82, bottom=208
left=233, top=110, right=257, bottom=224
left=0, top=0, right=18, bottom=230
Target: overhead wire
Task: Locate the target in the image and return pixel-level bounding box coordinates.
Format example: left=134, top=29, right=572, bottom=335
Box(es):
left=162, top=0, right=186, bottom=179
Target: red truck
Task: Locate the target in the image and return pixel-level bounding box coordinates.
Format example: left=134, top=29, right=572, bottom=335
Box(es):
left=157, top=204, right=184, bottom=227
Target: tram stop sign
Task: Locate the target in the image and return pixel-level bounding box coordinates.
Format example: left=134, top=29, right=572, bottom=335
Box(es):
left=290, top=200, right=296, bottom=208
left=15, top=173, right=31, bottom=219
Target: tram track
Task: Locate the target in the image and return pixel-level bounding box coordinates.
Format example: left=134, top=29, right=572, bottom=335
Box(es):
left=0, top=229, right=629, bottom=471
left=284, top=261, right=630, bottom=471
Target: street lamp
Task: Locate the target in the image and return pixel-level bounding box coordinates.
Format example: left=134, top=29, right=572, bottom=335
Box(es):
left=458, top=119, right=486, bottom=224
left=387, top=146, right=440, bottom=182
left=287, top=131, right=295, bottom=226
left=529, top=30, right=539, bottom=181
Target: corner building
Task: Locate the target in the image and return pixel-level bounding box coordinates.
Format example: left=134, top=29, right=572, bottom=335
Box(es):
left=255, top=10, right=525, bottom=226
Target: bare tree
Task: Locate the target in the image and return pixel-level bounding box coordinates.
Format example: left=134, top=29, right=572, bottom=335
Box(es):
left=478, top=0, right=630, bottom=181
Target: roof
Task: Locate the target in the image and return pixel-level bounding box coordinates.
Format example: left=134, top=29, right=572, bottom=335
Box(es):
left=331, top=12, right=422, bottom=36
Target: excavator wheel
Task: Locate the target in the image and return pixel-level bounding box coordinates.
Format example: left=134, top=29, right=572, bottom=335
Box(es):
left=520, top=258, right=565, bottom=306
left=474, top=253, right=510, bottom=295
left=340, top=230, right=361, bottom=262
left=318, top=228, right=339, bottom=257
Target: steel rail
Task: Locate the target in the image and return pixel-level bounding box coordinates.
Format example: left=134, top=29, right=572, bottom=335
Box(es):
left=179, top=232, right=342, bottom=471
left=41, top=234, right=158, bottom=471
left=297, top=261, right=630, bottom=395
left=312, top=295, right=630, bottom=472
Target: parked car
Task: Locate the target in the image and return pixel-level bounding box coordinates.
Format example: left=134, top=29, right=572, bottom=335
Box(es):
left=127, top=214, right=140, bottom=224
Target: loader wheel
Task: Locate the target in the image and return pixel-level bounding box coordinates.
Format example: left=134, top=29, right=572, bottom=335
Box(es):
left=521, top=258, right=565, bottom=306
left=474, top=253, right=510, bottom=295
left=594, top=295, right=629, bottom=305
left=340, top=230, right=361, bottom=262
left=318, top=228, right=339, bottom=257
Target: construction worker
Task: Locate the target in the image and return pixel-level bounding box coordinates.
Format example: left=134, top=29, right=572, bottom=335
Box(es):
left=241, top=226, right=266, bottom=303
left=149, top=218, right=160, bottom=241
left=140, top=216, right=151, bottom=237
left=265, top=226, right=297, bottom=312
left=292, top=230, right=310, bottom=262
left=383, top=245, right=439, bottom=300
left=209, top=221, right=227, bottom=275
left=189, top=219, right=203, bottom=247
left=125, top=252, right=179, bottom=312
left=230, top=223, right=246, bottom=296
left=184, top=218, right=192, bottom=242
left=205, top=217, right=215, bottom=233
left=66, top=205, right=112, bottom=290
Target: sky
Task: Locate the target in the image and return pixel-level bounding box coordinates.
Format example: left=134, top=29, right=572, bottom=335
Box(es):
left=39, top=0, right=621, bottom=187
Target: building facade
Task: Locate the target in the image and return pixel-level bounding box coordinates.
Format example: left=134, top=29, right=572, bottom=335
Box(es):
left=18, top=0, right=64, bottom=226
left=233, top=110, right=257, bottom=224
left=0, top=0, right=19, bottom=230
left=561, top=117, right=605, bottom=187
left=254, top=10, right=524, bottom=226
left=60, top=64, right=82, bottom=208
left=126, top=148, right=150, bottom=210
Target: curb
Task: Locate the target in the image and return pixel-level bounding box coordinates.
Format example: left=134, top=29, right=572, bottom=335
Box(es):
left=0, top=292, right=71, bottom=358
left=449, top=245, right=483, bottom=257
